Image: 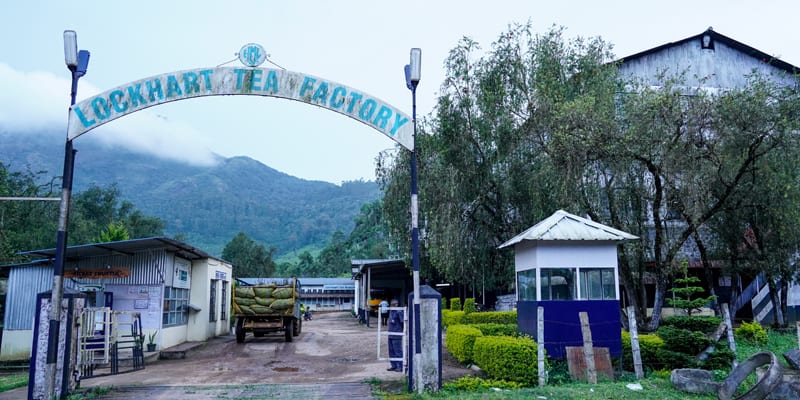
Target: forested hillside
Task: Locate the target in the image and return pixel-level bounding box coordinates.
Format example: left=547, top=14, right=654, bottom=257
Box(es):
left=0, top=131, right=381, bottom=256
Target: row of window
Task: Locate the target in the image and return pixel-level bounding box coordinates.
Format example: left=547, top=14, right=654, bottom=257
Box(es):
left=517, top=267, right=617, bottom=301
left=161, top=280, right=229, bottom=327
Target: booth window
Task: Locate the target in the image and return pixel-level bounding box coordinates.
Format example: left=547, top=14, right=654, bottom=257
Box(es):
left=220, top=281, right=228, bottom=321
left=517, top=269, right=537, bottom=301
left=541, top=268, right=576, bottom=300
left=579, top=268, right=616, bottom=300
left=209, top=280, right=217, bottom=322
left=163, top=287, right=189, bottom=326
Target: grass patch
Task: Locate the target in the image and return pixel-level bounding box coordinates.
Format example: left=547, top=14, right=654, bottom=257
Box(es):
left=0, top=372, right=27, bottom=392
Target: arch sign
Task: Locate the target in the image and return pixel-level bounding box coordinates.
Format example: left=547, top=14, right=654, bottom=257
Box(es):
left=67, top=61, right=414, bottom=150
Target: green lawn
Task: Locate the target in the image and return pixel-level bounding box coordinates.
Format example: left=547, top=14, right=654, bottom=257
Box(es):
left=0, top=372, right=27, bottom=392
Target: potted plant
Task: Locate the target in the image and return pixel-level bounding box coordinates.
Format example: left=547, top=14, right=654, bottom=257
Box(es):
left=146, top=330, right=158, bottom=352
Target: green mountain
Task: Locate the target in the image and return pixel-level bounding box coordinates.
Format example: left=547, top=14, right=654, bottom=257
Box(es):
left=0, top=131, right=381, bottom=256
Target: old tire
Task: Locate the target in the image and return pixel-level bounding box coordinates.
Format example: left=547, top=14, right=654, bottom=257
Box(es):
left=285, top=319, right=294, bottom=342
left=670, top=368, right=720, bottom=394
left=718, top=351, right=783, bottom=400
left=235, top=319, right=245, bottom=344
left=293, top=317, right=301, bottom=336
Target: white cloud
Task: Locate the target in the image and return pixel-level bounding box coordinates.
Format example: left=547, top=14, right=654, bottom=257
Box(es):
left=0, top=63, right=219, bottom=167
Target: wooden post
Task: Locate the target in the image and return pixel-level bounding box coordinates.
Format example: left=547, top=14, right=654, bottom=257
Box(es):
left=796, top=321, right=800, bottom=349
left=537, top=306, right=546, bottom=386
left=626, top=306, right=643, bottom=379
left=721, top=303, right=738, bottom=368
left=579, top=311, right=597, bottom=384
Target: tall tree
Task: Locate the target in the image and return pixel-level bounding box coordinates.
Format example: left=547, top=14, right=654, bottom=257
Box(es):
left=222, top=232, right=277, bottom=278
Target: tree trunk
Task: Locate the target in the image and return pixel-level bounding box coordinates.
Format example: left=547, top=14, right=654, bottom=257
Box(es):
left=694, top=231, right=720, bottom=315
left=647, top=277, right=668, bottom=331
left=767, top=277, right=785, bottom=327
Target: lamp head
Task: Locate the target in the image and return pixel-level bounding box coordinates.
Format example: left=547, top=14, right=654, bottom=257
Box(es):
left=63, top=30, right=78, bottom=69
left=409, top=48, right=421, bottom=84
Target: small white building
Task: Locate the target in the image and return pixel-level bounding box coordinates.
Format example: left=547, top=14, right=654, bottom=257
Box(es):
left=0, top=237, right=232, bottom=361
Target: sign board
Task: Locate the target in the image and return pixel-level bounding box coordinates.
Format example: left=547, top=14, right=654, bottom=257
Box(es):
left=67, top=67, right=414, bottom=150
left=65, top=267, right=130, bottom=279
left=173, top=259, right=191, bottom=289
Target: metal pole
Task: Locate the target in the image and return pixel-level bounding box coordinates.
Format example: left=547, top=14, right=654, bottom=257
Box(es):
left=44, top=62, right=79, bottom=400
left=410, top=82, right=423, bottom=394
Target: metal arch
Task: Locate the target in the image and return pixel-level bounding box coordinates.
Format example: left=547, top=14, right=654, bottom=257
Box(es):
left=67, top=67, right=414, bottom=150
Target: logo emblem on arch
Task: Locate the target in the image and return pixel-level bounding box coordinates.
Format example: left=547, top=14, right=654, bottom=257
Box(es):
left=238, top=43, right=267, bottom=67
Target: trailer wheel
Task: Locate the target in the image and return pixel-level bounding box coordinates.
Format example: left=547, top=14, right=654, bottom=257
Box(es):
left=285, top=319, right=294, bottom=342
left=293, top=317, right=301, bottom=336
left=235, top=318, right=245, bottom=344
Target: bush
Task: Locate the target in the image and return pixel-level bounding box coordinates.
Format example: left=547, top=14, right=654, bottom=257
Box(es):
left=473, top=335, right=538, bottom=385
left=445, top=325, right=483, bottom=364
left=450, top=298, right=462, bottom=311
left=661, top=315, right=722, bottom=334
left=471, top=323, right=518, bottom=337
left=463, top=298, right=476, bottom=314
left=621, top=330, right=665, bottom=371
left=442, top=310, right=465, bottom=329
left=463, top=311, right=517, bottom=325
left=735, top=321, right=768, bottom=346
left=657, top=325, right=711, bottom=355
left=701, top=347, right=735, bottom=371
left=656, top=348, right=697, bottom=370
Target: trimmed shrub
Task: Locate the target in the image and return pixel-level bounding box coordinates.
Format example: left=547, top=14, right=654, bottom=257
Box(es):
left=442, top=310, right=465, bottom=329
left=463, top=311, right=517, bottom=325
left=471, top=323, right=518, bottom=337
left=735, top=321, right=768, bottom=346
left=442, top=376, right=523, bottom=391
left=450, top=297, right=462, bottom=311
left=463, top=298, right=477, bottom=314
left=656, top=348, right=697, bottom=370
left=661, top=315, right=722, bottom=334
left=657, top=325, right=711, bottom=355
left=621, top=330, right=665, bottom=371
left=473, top=335, right=538, bottom=385
left=445, top=325, right=483, bottom=363
left=701, top=347, right=735, bottom=371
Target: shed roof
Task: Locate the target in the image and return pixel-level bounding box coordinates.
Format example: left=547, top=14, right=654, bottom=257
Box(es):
left=498, top=210, right=638, bottom=248
left=17, top=236, right=221, bottom=262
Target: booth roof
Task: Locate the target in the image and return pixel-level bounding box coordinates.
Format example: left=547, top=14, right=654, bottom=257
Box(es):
left=499, top=210, right=638, bottom=248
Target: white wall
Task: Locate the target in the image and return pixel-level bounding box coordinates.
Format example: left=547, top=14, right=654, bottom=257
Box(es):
left=514, top=241, right=618, bottom=271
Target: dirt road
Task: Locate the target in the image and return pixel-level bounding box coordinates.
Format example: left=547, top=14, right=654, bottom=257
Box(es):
left=4, top=311, right=473, bottom=399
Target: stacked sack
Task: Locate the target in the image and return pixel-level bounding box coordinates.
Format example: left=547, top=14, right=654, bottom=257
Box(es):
left=233, top=283, right=297, bottom=315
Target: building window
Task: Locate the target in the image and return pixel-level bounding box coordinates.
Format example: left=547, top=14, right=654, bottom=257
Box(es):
left=541, top=268, right=576, bottom=300
left=209, top=280, right=217, bottom=322
left=517, top=269, right=537, bottom=301
left=220, top=281, right=228, bottom=321
left=163, top=287, right=189, bottom=326
left=579, top=268, right=616, bottom=300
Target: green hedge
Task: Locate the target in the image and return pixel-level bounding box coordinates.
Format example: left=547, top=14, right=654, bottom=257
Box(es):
left=473, top=335, right=538, bottom=385
left=450, top=298, right=462, bottom=311
left=463, top=298, right=476, bottom=314
left=661, top=315, right=722, bottom=334
left=657, top=325, right=711, bottom=355
left=621, top=330, right=665, bottom=371
left=471, top=323, right=518, bottom=337
left=445, top=324, right=483, bottom=363
left=442, top=310, right=465, bottom=329
left=462, top=311, right=517, bottom=325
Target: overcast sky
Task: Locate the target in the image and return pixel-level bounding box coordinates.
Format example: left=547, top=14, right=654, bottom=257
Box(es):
left=2, top=1, right=799, bottom=184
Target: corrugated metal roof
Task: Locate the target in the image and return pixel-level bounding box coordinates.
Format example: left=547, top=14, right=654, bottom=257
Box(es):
left=499, top=210, right=638, bottom=248
left=18, top=237, right=220, bottom=262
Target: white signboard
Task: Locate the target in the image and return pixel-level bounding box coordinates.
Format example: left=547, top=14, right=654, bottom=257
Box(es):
left=67, top=67, right=414, bottom=150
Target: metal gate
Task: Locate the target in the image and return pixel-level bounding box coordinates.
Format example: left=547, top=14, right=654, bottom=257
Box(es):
left=78, top=308, right=145, bottom=378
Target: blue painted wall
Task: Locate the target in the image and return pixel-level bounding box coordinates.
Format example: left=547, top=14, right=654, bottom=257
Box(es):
left=518, top=300, right=622, bottom=359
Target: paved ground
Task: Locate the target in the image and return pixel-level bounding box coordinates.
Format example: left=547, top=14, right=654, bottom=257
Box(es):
left=5, top=311, right=473, bottom=399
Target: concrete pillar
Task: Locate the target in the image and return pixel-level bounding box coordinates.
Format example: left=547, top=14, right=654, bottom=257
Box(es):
left=408, top=285, right=441, bottom=392
left=30, top=290, right=85, bottom=399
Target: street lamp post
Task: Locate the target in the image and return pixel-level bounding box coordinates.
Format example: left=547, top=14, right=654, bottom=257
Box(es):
left=404, top=47, right=422, bottom=393
left=44, top=30, right=89, bottom=399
